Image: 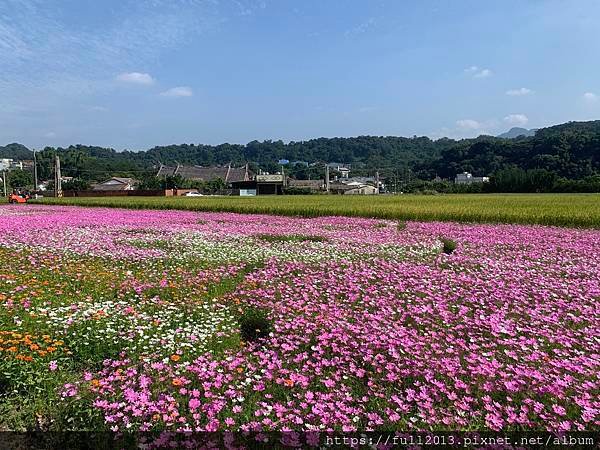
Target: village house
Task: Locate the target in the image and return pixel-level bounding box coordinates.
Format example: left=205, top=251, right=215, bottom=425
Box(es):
left=156, top=164, right=251, bottom=183
left=92, top=177, right=137, bottom=191
left=328, top=182, right=378, bottom=195
left=287, top=179, right=325, bottom=192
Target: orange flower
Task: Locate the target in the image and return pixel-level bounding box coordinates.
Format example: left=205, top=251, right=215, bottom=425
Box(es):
left=170, top=354, right=181, bottom=362
left=90, top=379, right=100, bottom=387
left=172, top=378, right=183, bottom=386
left=283, top=379, right=294, bottom=387
left=236, top=367, right=244, bottom=373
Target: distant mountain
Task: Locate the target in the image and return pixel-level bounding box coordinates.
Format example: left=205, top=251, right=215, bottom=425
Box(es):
left=0, top=143, right=32, bottom=159
left=497, top=127, right=536, bottom=139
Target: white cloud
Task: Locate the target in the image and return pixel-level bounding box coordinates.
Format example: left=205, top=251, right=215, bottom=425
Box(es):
left=44, top=131, right=56, bottom=138
left=159, top=86, right=193, bottom=98
left=116, top=72, right=155, bottom=85
left=456, top=119, right=483, bottom=130
left=464, top=66, right=492, bottom=79
left=474, top=68, right=492, bottom=79
left=583, top=92, right=598, bottom=102
left=504, top=114, right=529, bottom=126
left=506, top=87, right=533, bottom=96
left=450, top=118, right=500, bottom=137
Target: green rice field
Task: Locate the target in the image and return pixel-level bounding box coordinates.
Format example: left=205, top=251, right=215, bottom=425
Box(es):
left=34, top=193, right=600, bottom=228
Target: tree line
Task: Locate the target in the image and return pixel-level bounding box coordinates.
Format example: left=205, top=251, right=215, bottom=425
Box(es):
left=1, top=120, right=599, bottom=193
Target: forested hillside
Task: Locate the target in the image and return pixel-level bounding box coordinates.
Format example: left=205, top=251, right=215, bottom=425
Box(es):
left=2, top=120, right=599, bottom=191
left=0, top=143, right=32, bottom=160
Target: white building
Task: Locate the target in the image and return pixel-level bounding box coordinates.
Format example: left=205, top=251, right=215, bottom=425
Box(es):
left=345, top=184, right=378, bottom=195
left=0, top=159, right=13, bottom=171
left=455, top=172, right=489, bottom=184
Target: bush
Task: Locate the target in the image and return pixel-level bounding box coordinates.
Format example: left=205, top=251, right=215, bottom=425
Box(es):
left=239, top=308, right=273, bottom=342
left=62, top=178, right=91, bottom=191
left=440, top=237, right=457, bottom=254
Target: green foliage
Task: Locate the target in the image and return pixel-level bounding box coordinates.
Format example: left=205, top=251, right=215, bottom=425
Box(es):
left=7, top=169, right=34, bottom=189
left=490, top=167, right=557, bottom=193
left=238, top=308, right=273, bottom=342
left=137, top=174, right=228, bottom=192
left=440, top=237, right=457, bottom=254
left=397, top=221, right=407, bottom=231
left=62, top=178, right=91, bottom=191
left=0, top=143, right=31, bottom=159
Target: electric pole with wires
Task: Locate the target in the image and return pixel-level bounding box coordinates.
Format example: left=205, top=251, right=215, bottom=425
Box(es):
left=33, top=149, right=38, bottom=196
left=55, top=155, right=62, bottom=197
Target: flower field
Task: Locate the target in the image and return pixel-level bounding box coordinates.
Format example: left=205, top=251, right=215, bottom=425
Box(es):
left=0, top=204, right=598, bottom=438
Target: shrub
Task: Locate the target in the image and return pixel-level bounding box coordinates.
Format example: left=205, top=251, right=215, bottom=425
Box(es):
left=440, top=237, right=457, bottom=254
left=239, top=308, right=273, bottom=342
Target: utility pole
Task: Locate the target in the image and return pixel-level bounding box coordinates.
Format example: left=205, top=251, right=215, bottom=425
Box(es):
left=375, top=170, right=380, bottom=194
left=33, top=149, right=38, bottom=195
left=2, top=171, right=6, bottom=197
left=325, top=164, right=330, bottom=193
left=55, top=155, right=62, bottom=197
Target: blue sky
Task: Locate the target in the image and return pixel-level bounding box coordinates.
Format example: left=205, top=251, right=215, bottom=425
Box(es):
left=1, top=0, right=599, bottom=150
